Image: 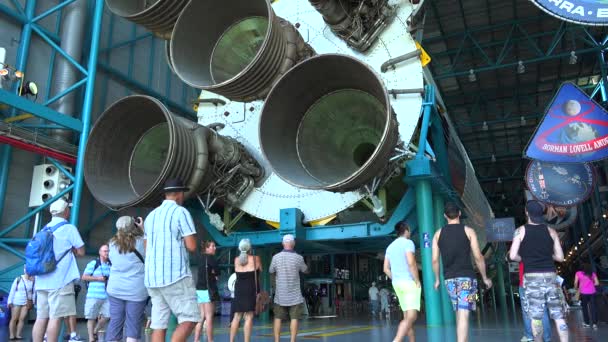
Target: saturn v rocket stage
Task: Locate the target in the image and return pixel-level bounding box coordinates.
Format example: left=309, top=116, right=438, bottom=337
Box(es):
left=86, top=0, right=493, bottom=229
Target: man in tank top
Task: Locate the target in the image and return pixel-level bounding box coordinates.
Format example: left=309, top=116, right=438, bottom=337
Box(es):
left=509, top=200, right=568, bottom=342
left=432, top=202, right=492, bottom=342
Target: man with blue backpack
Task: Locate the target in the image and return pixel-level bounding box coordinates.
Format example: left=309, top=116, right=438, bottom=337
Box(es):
left=28, top=199, right=85, bottom=342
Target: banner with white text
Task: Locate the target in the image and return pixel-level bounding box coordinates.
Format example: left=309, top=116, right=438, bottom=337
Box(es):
left=530, top=0, right=608, bottom=26
left=525, top=82, right=608, bottom=163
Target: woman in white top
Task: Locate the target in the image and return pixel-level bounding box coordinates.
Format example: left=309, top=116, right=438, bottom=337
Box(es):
left=106, top=216, right=148, bottom=342
left=7, top=266, right=34, bottom=340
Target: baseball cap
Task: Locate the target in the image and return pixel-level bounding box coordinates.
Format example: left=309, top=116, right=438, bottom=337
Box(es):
left=116, top=216, right=135, bottom=231
left=282, top=234, right=295, bottom=243
left=526, top=200, right=545, bottom=224
left=49, top=198, right=72, bottom=215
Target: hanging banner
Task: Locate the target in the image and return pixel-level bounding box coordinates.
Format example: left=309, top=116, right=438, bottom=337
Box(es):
left=529, top=1, right=608, bottom=26
left=525, top=160, right=594, bottom=207
left=525, top=82, right=608, bottom=163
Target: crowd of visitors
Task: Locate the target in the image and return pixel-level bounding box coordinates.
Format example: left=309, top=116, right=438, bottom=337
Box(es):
left=7, top=184, right=597, bottom=342
left=13, top=178, right=309, bottom=342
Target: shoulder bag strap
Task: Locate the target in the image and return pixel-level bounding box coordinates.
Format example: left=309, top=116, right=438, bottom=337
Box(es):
left=205, top=254, right=210, bottom=289
left=133, top=249, right=145, bottom=263
left=22, top=276, right=30, bottom=300
left=253, top=250, right=259, bottom=294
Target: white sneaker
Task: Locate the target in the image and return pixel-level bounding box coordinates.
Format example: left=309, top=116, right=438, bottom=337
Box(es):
left=520, top=337, right=533, bottom=342
left=68, top=334, right=84, bottom=342
left=592, top=324, right=598, bottom=330
left=582, top=323, right=591, bottom=328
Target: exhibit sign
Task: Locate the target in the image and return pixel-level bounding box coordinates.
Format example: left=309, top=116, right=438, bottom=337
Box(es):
left=529, top=1, right=608, bottom=26
left=526, top=82, right=608, bottom=163
left=485, top=217, right=516, bottom=242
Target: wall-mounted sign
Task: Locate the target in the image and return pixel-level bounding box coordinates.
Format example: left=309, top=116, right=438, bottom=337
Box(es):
left=486, top=217, right=516, bottom=242
left=525, top=83, right=608, bottom=163
left=529, top=1, right=608, bottom=26
left=525, top=160, right=594, bottom=206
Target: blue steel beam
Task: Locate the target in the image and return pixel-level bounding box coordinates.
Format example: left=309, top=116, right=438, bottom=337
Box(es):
left=31, top=0, right=75, bottom=23
left=0, top=241, right=25, bottom=259
left=47, top=157, right=75, bottom=182
left=0, top=0, right=37, bottom=225
left=97, top=62, right=196, bottom=118
left=31, top=25, right=88, bottom=75
left=0, top=3, right=61, bottom=43
left=9, top=0, right=25, bottom=16
left=100, top=32, right=153, bottom=54
left=0, top=89, right=83, bottom=131
left=70, top=0, right=104, bottom=226
left=434, top=46, right=605, bottom=80
left=0, top=184, right=74, bottom=238
left=199, top=188, right=417, bottom=248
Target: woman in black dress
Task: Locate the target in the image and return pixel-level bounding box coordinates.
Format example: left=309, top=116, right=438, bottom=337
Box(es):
left=229, top=239, right=262, bottom=342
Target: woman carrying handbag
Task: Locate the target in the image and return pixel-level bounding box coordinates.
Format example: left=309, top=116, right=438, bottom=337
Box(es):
left=229, top=239, right=262, bottom=342
left=7, top=266, right=34, bottom=340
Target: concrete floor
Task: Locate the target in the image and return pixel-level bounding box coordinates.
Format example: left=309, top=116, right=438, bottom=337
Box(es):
left=3, top=307, right=607, bottom=341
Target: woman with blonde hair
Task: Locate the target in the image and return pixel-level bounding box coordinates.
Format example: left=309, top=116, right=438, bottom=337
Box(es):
left=229, top=239, right=262, bottom=342
left=106, top=216, right=148, bottom=342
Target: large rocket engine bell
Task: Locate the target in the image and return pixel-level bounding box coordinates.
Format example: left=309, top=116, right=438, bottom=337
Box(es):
left=104, top=0, right=187, bottom=39
left=170, top=0, right=314, bottom=102
left=260, top=54, right=398, bottom=192
left=84, top=96, right=262, bottom=210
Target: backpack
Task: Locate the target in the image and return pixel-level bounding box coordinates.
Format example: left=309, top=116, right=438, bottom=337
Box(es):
left=25, top=221, right=70, bottom=276
left=84, top=258, right=112, bottom=290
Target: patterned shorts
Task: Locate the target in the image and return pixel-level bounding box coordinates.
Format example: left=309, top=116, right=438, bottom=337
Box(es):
left=523, top=272, right=566, bottom=320
left=445, top=277, right=477, bottom=311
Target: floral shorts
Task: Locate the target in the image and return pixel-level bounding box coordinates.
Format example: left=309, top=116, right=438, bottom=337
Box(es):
left=445, top=277, right=478, bottom=311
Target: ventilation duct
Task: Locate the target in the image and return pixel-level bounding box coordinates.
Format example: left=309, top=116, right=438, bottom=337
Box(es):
left=50, top=0, right=87, bottom=142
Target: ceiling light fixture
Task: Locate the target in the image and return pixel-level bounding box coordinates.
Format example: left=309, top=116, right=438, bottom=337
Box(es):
left=517, top=60, right=525, bottom=74
left=468, top=69, right=476, bottom=82
left=569, top=51, right=578, bottom=65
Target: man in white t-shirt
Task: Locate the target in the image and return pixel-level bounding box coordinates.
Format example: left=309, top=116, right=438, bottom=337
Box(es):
left=31, top=199, right=85, bottom=342
left=369, top=282, right=379, bottom=316
left=384, top=221, right=421, bottom=342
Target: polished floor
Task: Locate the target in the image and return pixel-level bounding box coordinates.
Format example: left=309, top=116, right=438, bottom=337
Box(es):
left=3, top=307, right=607, bottom=341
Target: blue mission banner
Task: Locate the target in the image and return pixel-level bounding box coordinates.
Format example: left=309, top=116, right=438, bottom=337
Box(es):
left=530, top=0, right=608, bottom=25
left=525, top=82, right=608, bottom=163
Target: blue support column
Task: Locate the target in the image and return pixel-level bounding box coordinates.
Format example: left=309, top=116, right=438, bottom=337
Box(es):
left=69, top=0, right=104, bottom=226
left=415, top=179, right=442, bottom=326
left=406, top=85, right=442, bottom=326
left=433, top=195, right=454, bottom=325
left=0, top=0, right=37, bottom=223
